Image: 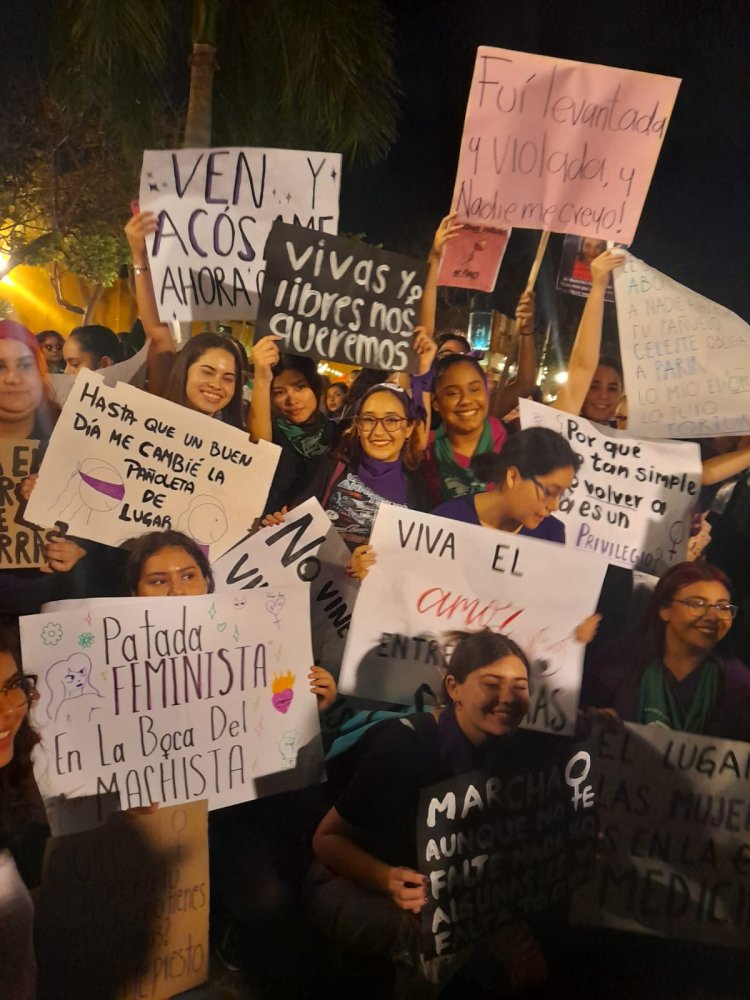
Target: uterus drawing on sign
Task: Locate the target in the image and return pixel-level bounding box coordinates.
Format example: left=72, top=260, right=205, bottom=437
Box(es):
left=265, top=593, right=285, bottom=628
left=49, top=459, right=125, bottom=525
left=176, top=494, right=229, bottom=554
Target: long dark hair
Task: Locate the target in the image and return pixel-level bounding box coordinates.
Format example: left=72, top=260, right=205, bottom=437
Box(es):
left=164, top=332, right=245, bottom=428
left=68, top=324, right=123, bottom=366
left=442, top=629, right=530, bottom=704
left=471, top=426, right=581, bottom=486
left=123, top=530, right=215, bottom=595
left=637, top=561, right=732, bottom=664
left=0, top=319, right=60, bottom=438
left=271, top=354, right=324, bottom=407
left=0, top=627, right=41, bottom=846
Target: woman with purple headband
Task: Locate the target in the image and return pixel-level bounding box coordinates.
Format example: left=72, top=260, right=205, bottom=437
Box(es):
left=322, top=382, right=425, bottom=560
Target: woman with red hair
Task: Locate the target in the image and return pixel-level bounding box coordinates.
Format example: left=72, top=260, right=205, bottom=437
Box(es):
left=0, top=321, right=91, bottom=616
left=0, top=320, right=60, bottom=442
left=582, top=561, right=750, bottom=739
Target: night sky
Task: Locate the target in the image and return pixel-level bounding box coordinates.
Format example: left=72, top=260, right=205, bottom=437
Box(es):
left=7, top=0, right=750, bottom=340
left=343, top=0, right=750, bottom=340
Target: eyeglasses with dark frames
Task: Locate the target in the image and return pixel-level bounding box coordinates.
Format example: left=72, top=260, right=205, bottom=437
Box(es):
left=671, top=598, right=737, bottom=620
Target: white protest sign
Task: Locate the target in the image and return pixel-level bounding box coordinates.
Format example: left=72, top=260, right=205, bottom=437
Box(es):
left=25, top=370, right=280, bottom=560
left=212, top=497, right=357, bottom=673
left=453, top=47, right=680, bottom=243
left=49, top=341, right=149, bottom=409
left=339, top=506, right=607, bottom=734
left=140, top=147, right=342, bottom=321
left=615, top=255, right=750, bottom=438
left=520, top=400, right=701, bottom=574
left=572, top=723, right=750, bottom=946
left=21, top=587, right=320, bottom=811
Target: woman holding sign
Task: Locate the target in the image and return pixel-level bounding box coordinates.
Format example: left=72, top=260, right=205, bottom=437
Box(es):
left=124, top=212, right=247, bottom=428
left=309, top=629, right=548, bottom=995
left=582, top=562, right=750, bottom=740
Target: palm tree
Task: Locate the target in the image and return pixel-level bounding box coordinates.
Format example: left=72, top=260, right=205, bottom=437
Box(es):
left=52, top=0, right=399, bottom=162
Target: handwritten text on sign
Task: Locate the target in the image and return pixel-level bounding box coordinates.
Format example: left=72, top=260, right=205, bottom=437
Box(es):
left=339, top=506, right=607, bottom=735
left=36, top=801, right=209, bottom=1000
left=21, top=588, right=319, bottom=811
left=571, top=724, right=750, bottom=947
left=520, top=400, right=701, bottom=574
left=0, top=439, right=50, bottom=568
left=436, top=224, right=510, bottom=293
left=419, top=739, right=595, bottom=957
left=256, top=222, right=426, bottom=372
left=140, top=147, right=342, bottom=321
left=614, top=255, right=750, bottom=439
left=25, top=371, right=280, bottom=560
left=452, top=47, right=680, bottom=243
left=213, top=497, right=357, bottom=672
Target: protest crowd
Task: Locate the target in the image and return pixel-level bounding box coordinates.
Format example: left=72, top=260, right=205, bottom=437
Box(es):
left=2, top=42, right=750, bottom=1000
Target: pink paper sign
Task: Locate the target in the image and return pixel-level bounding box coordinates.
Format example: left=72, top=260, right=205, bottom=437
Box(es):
left=437, top=224, right=510, bottom=292
left=452, top=48, right=681, bottom=244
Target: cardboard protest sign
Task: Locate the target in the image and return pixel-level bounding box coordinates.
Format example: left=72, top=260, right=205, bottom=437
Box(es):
left=49, top=341, right=149, bottom=409
left=520, top=400, right=701, bottom=574
left=140, top=147, right=342, bottom=321
left=419, top=736, right=596, bottom=958
left=255, top=221, right=427, bottom=372
left=213, top=497, right=357, bottom=673
left=555, top=233, right=615, bottom=302
left=36, top=800, right=209, bottom=999
left=614, top=255, right=750, bottom=438
left=571, top=724, right=750, bottom=947
left=24, top=370, right=280, bottom=560
left=0, top=438, right=52, bottom=568
left=339, top=506, right=607, bottom=734
left=21, top=587, right=320, bottom=811
left=452, top=47, right=680, bottom=243
left=437, top=224, right=510, bottom=292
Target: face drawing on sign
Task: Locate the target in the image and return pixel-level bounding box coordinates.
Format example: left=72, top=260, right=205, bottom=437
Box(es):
left=177, top=496, right=229, bottom=548
left=49, top=459, right=125, bottom=525
left=41, top=652, right=102, bottom=724
left=444, top=631, right=531, bottom=743
left=265, top=593, right=285, bottom=627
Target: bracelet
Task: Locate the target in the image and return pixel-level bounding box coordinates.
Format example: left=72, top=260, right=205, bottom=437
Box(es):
left=133, top=264, right=150, bottom=275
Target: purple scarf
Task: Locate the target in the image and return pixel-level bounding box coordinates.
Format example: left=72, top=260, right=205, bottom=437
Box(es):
left=356, top=454, right=408, bottom=505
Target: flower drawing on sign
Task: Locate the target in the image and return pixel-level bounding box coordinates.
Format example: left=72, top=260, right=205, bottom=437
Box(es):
left=41, top=622, right=64, bottom=646
left=271, top=671, right=295, bottom=714
left=78, top=632, right=95, bottom=648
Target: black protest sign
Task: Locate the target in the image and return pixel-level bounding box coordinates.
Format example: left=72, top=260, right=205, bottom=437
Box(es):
left=418, top=735, right=597, bottom=958
left=0, top=439, right=50, bottom=567
left=256, top=221, right=427, bottom=372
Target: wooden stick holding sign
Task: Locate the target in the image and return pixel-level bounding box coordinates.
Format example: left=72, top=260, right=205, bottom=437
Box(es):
left=497, top=230, right=549, bottom=390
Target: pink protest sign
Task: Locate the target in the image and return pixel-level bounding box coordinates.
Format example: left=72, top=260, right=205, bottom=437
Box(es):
left=437, top=224, right=510, bottom=292
left=453, top=48, right=681, bottom=244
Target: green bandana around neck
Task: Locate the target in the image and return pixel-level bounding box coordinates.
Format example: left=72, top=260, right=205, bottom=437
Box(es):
left=638, top=656, right=719, bottom=734
left=275, top=413, right=332, bottom=459
left=433, top=420, right=494, bottom=501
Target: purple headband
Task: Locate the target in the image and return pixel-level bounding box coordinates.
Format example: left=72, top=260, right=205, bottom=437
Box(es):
left=356, top=382, right=418, bottom=422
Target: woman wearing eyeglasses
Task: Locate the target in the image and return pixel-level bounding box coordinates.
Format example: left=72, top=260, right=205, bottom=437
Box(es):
left=431, top=427, right=579, bottom=544
left=0, top=629, right=42, bottom=999
left=582, top=562, right=750, bottom=739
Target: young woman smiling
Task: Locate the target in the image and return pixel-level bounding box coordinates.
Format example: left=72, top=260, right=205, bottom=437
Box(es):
left=124, top=212, right=247, bottom=428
